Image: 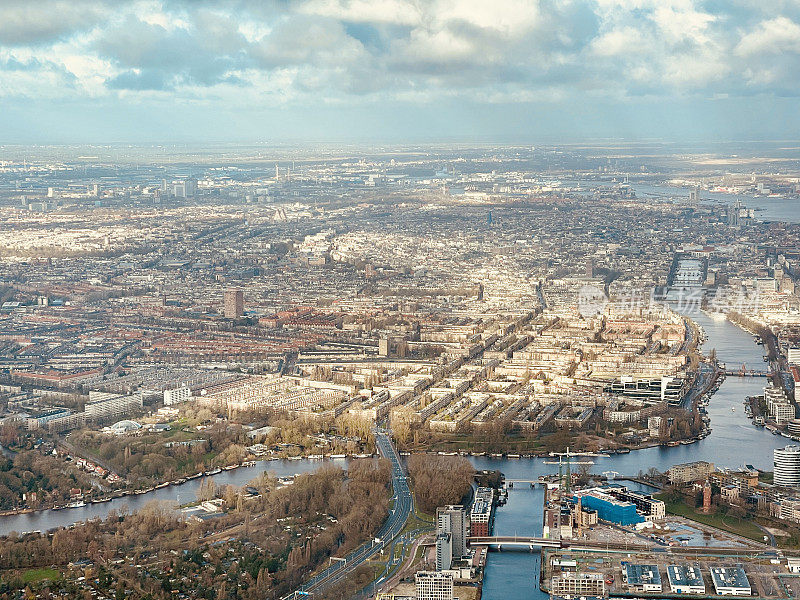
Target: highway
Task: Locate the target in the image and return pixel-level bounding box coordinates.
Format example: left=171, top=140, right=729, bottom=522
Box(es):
left=286, top=427, right=413, bottom=598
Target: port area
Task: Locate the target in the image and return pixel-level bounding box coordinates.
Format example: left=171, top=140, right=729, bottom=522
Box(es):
left=541, top=518, right=800, bottom=599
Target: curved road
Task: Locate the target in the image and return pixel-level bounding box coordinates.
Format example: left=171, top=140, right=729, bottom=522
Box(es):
left=286, top=427, right=413, bottom=597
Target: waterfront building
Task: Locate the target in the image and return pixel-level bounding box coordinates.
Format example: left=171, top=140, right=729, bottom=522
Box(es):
left=415, top=571, right=454, bottom=600
left=550, top=572, right=605, bottom=597
left=668, top=461, right=715, bottom=484
left=469, top=487, right=493, bottom=537
left=710, top=566, right=751, bottom=596
left=774, top=445, right=800, bottom=487
left=667, top=564, right=705, bottom=594
left=436, top=505, right=468, bottom=558
left=571, top=489, right=644, bottom=526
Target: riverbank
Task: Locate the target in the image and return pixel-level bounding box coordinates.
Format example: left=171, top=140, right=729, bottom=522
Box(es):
left=0, top=451, right=374, bottom=520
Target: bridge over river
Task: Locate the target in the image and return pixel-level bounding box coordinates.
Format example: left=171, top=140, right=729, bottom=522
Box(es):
left=467, top=535, right=780, bottom=556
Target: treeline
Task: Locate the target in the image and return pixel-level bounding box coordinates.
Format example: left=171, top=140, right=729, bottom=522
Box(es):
left=0, top=451, right=97, bottom=510
left=0, top=459, right=392, bottom=599
left=70, top=421, right=249, bottom=485
left=407, top=454, right=474, bottom=513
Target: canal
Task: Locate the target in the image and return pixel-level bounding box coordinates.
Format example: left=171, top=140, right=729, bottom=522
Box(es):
left=477, top=308, right=789, bottom=600
left=0, top=458, right=350, bottom=536
left=0, top=310, right=789, bottom=598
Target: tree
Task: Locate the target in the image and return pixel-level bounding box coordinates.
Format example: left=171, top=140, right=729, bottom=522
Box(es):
left=407, top=454, right=474, bottom=513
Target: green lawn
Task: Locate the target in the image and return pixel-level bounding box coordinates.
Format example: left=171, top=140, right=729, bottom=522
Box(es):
left=658, top=496, right=765, bottom=542
left=21, top=568, right=60, bottom=583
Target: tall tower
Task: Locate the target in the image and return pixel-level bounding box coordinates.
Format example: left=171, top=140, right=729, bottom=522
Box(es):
left=701, top=480, right=712, bottom=513
left=436, top=506, right=467, bottom=558
left=223, top=289, right=244, bottom=319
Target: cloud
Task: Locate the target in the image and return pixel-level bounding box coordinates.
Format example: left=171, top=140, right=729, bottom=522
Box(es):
left=736, top=16, right=800, bottom=56
left=0, top=1, right=109, bottom=45
left=1, top=0, right=800, bottom=140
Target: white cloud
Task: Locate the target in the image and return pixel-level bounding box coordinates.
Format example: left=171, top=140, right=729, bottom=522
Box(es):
left=736, top=16, right=800, bottom=56
left=298, top=0, right=422, bottom=26
left=1, top=0, right=800, bottom=108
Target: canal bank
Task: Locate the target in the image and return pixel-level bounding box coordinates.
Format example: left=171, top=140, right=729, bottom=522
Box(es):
left=0, top=311, right=789, bottom=598
left=475, top=309, right=790, bottom=600
left=0, top=457, right=350, bottom=536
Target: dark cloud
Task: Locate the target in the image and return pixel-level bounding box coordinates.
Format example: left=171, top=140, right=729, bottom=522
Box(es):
left=106, top=69, right=174, bottom=91
left=94, top=14, right=251, bottom=87
left=3, top=0, right=800, bottom=107
left=0, top=0, right=109, bottom=45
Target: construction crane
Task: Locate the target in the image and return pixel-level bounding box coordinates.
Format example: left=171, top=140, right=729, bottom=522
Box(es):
left=543, top=447, right=598, bottom=495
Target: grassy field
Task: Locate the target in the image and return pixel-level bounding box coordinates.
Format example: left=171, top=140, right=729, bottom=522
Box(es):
left=658, top=496, right=765, bottom=542
left=21, top=568, right=60, bottom=583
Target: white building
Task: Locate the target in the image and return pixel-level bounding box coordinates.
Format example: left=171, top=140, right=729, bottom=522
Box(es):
left=710, top=566, right=751, bottom=596
left=415, top=571, right=454, bottom=600
left=85, top=392, right=143, bottom=422
left=667, top=564, right=705, bottom=594
left=550, top=572, right=605, bottom=597
left=788, top=347, right=800, bottom=365
left=775, top=445, right=800, bottom=488
left=164, top=386, right=191, bottom=406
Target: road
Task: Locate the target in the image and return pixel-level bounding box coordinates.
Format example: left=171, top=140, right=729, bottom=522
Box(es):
left=286, top=427, right=413, bottom=598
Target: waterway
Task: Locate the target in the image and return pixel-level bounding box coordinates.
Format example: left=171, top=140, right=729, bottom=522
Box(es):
left=632, top=183, right=800, bottom=224
left=0, top=310, right=789, bottom=598
left=477, top=309, right=789, bottom=600
left=0, top=458, right=349, bottom=536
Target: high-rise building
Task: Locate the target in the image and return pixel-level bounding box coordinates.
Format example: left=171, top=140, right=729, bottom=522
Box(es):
left=172, top=178, right=198, bottom=198
left=224, top=289, right=244, bottom=319
left=775, top=445, right=800, bottom=487
left=415, top=571, right=454, bottom=600
left=436, top=505, right=467, bottom=558
left=435, top=532, right=452, bottom=571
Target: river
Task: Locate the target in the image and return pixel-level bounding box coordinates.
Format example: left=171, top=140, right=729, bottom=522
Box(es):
left=632, top=183, right=800, bottom=224
left=0, top=311, right=789, bottom=598
left=477, top=309, right=789, bottom=600
left=564, top=179, right=800, bottom=224
left=0, top=457, right=350, bottom=536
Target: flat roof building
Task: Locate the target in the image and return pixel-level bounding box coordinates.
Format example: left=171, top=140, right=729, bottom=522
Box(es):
left=550, top=572, right=605, bottom=597
left=668, top=461, right=715, bottom=484
left=224, top=288, right=244, bottom=319
left=470, top=487, right=493, bottom=537
left=572, top=488, right=644, bottom=526
left=435, top=532, right=452, bottom=572
left=437, top=505, right=468, bottom=558
left=667, top=564, right=705, bottom=594
left=415, top=571, right=453, bottom=600
left=623, top=563, right=662, bottom=592
left=607, top=486, right=665, bottom=520
left=710, top=566, right=751, bottom=596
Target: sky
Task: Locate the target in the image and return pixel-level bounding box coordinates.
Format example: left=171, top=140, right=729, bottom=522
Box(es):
left=1, top=0, right=800, bottom=144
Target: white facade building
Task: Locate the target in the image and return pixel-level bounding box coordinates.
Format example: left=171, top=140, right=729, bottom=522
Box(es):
left=775, top=445, right=800, bottom=488
left=415, top=571, right=454, bottom=600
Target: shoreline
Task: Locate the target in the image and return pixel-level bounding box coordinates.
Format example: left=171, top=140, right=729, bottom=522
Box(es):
left=0, top=452, right=371, bottom=519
